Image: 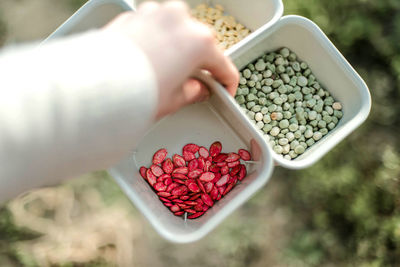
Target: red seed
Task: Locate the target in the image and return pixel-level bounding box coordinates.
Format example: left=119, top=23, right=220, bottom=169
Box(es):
left=209, top=164, right=220, bottom=173
left=157, top=192, right=171, bottom=198
left=139, top=166, right=147, bottom=179
left=172, top=154, right=186, bottom=167
left=209, top=141, right=222, bottom=157
left=188, top=211, right=205, bottom=219
left=184, top=201, right=198, bottom=206
left=170, top=205, right=180, bottom=212
left=213, top=153, right=228, bottom=162
left=207, top=156, right=213, bottom=162
left=153, top=148, right=168, bottom=165
left=146, top=169, right=157, bottom=186
left=199, top=172, right=215, bottom=182
left=204, top=182, right=214, bottom=193
left=157, top=176, right=164, bottom=183
left=159, top=197, right=171, bottom=202
left=188, top=182, right=200, bottom=193
left=164, top=177, right=173, bottom=186
left=227, top=161, right=240, bottom=168
left=180, top=195, right=190, bottom=200
left=173, top=199, right=184, bottom=203
left=195, top=198, right=203, bottom=205
left=154, top=182, right=167, bottom=191
left=188, top=159, right=199, bottom=171
left=159, top=173, right=171, bottom=181
left=220, top=165, right=229, bottom=175
left=185, top=209, right=197, bottom=214
left=172, top=167, right=189, bottom=175
left=188, top=169, right=203, bottom=179
left=194, top=204, right=203, bottom=211
left=162, top=158, right=174, bottom=174
left=197, top=158, right=205, bottom=170
left=168, top=195, right=179, bottom=200
left=230, top=165, right=241, bottom=176
left=238, top=165, right=247, bottom=181
left=175, top=179, right=186, bottom=185
left=216, top=174, right=230, bottom=187
left=183, top=150, right=196, bottom=162
left=217, top=185, right=226, bottom=195
left=174, top=211, right=184, bottom=216
left=197, top=179, right=206, bottom=193
left=204, top=160, right=212, bottom=172
left=201, top=193, right=214, bottom=207
left=172, top=173, right=188, bottom=180
left=167, top=183, right=179, bottom=192
left=223, top=183, right=235, bottom=195
left=183, top=143, right=200, bottom=153
left=171, top=185, right=188, bottom=196
left=225, top=152, right=241, bottom=163
left=238, top=149, right=251, bottom=161
left=228, top=176, right=238, bottom=185
left=212, top=172, right=222, bottom=183
left=190, top=193, right=201, bottom=200
left=150, top=165, right=164, bottom=177
left=210, top=186, right=219, bottom=200
left=202, top=204, right=209, bottom=212
left=216, top=193, right=222, bottom=201
left=216, top=162, right=227, bottom=167
left=164, top=202, right=173, bottom=207
left=178, top=203, right=190, bottom=209
left=198, top=146, right=209, bottom=158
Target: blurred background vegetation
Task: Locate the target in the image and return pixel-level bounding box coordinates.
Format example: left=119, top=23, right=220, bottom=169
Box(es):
left=0, top=0, right=399, bottom=266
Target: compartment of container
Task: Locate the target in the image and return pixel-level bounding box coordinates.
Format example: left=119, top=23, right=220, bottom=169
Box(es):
left=133, top=0, right=283, bottom=54
left=229, top=15, right=371, bottom=169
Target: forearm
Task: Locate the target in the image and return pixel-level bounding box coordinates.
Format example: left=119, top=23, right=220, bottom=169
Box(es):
left=0, top=30, right=158, bottom=201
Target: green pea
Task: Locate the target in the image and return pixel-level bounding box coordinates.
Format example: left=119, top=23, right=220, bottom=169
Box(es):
left=239, top=77, right=247, bottom=85
left=263, top=114, right=271, bottom=123
left=255, top=60, right=266, bottom=71
left=292, top=62, right=301, bottom=72
left=334, top=110, right=343, bottom=119
left=258, top=97, right=267, bottom=106
left=318, top=120, right=326, bottom=128
left=263, top=70, right=272, bottom=78
left=272, top=80, right=283, bottom=88
left=288, top=52, right=297, bottom=61
left=261, top=107, right=269, bottom=114
left=310, top=120, right=318, bottom=127
left=320, top=128, right=328, bottom=135
left=241, top=87, right=249, bottom=95
left=306, top=138, right=315, bottom=147
left=268, top=104, right=277, bottom=112
left=265, top=53, right=274, bottom=62
left=263, top=124, right=272, bottom=133
left=247, top=80, right=256, bottom=87
left=274, top=145, right=283, bottom=154
left=247, top=111, right=255, bottom=120
left=289, top=123, right=299, bottom=132
left=246, top=94, right=256, bottom=101
left=235, top=95, right=245, bottom=104
left=304, top=129, right=313, bottom=138
left=246, top=101, right=256, bottom=109
left=252, top=105, right=261, bottom=112
left=300, top=62, right=308, bottom=69
left=269, top=92, right=279, bottom=100
left=294, top=91, right=303, bottom=101
left=248, top=63, right=255, bottom=71
left=286, top=67, right=295, bottom=77
left=250, top=88, right=257, bottom=95
left=313, top=131, right=322, bottom=141
left=274, top=97, right=283, bottom=105
left=303, top=68, right=311, bottom=77
left=289, top=76, right=297, bottom=87
left=294, top=145, right=305, bottom=154
left=327, top=122, right=335, bottom=130
left=243, top=69, right=251, bottom=79
left=302, top=87, right=311, bottom=95
left=297, top=76, right=308, bottom=87
left=289, top=150, right=298, bottom=159
left=275, top=57, right=285, bottom=65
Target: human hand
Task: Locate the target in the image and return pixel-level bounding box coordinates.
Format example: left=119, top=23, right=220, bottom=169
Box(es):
left=103, top=1, right=239, bottom=119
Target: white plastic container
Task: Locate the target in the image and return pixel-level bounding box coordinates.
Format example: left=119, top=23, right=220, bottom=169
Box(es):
left=45, top=0, right=371, bottom=243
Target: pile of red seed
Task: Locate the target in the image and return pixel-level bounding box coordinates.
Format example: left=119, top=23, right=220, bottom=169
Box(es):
left=139, top=141, right=252, bottom=219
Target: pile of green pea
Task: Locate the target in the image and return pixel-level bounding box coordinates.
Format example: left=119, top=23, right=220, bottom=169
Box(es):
left=235, top=47, right=343, bottom=160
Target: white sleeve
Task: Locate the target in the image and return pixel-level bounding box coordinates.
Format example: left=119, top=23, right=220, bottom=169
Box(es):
left=0, top=30, right=158, bottom=201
